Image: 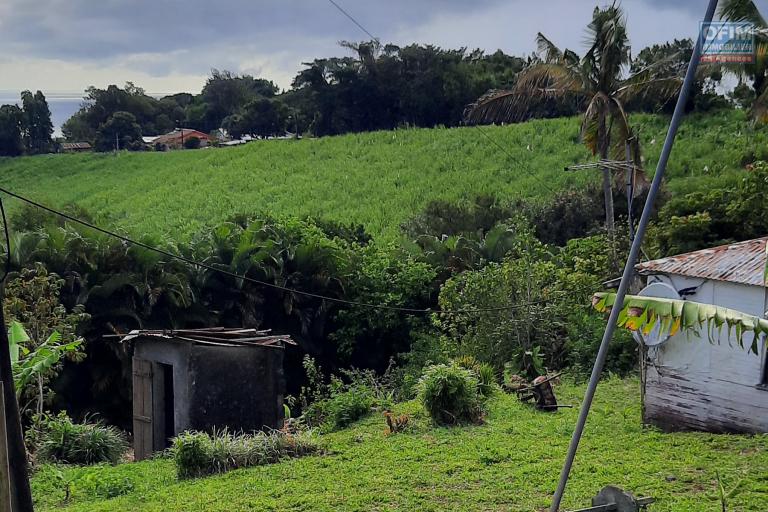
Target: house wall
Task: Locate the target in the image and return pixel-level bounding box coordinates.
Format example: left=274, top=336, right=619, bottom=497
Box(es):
left=643, top=274, right=768, bottom=433
left=187, top=343, right=284, bottom=432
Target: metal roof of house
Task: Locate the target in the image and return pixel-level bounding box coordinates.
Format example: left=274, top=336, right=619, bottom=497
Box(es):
left=636, top=237, right=768, bottom=287
left=112, top=327, right=295, bottom=348
left=61, top=142, right=92, bottom=150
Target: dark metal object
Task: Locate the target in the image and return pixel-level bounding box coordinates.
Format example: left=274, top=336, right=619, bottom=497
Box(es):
left=549, top=1, right=720, bottom=509
left=518, top=374, right=564, bottom=412
left=567, top=486, right=655, bottom=512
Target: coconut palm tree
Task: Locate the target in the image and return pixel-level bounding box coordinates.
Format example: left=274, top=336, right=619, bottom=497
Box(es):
left=464, top=4, right=684, bottom=234
left=718, top=0, right=768, bottom=121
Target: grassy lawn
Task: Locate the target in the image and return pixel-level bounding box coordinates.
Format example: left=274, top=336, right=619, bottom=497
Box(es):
left=31, top=377, right=768, bottom=511
left=0, top=110, right=762, bottom=242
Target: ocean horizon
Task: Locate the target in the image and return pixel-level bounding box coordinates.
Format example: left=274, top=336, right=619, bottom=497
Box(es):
left=0, top=91, right=83, bottom=137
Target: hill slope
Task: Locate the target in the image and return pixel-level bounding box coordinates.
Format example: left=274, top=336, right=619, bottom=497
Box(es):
left=0, top=110, right=761, bottom=241
left=31, top=378, right=768, bottom=511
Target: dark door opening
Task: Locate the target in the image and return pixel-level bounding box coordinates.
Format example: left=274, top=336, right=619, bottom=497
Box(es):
left=160, top=363, right=175, bottom=446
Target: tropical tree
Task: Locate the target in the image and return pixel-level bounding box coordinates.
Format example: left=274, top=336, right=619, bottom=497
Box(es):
left=20, top=90, right=54, bottom=154
left=718, top=0, right=768, bottom=121
left=0, top=104, right=25, bottom=157
left=3, top=265, right=90, bottom=416
left=464, top=4, right=683, bottom=234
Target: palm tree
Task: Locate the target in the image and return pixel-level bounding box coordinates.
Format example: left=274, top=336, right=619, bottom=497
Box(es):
left=465, top=4, right=683, bottom=234
left=718, top=0, right=768, bottom=121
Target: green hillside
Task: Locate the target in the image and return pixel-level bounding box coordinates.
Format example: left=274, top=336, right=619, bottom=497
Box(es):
left=0, top=110, right=762, bottom=241
left=31, top=378, right=768, bottom=511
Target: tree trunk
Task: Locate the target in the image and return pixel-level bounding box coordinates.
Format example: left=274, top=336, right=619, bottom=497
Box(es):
left=601, top=157, right=614, bottom=235
left=598, top=112, right=615, bottom=235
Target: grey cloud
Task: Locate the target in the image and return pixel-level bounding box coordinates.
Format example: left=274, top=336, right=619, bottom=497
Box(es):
left=0, top=0, right=502, bottom=60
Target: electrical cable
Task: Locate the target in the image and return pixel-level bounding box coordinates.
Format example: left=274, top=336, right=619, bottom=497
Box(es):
left=0, top=186, right=560, bottom=315
left=326, top=0, right=379, bottom=42
left=0, top=196, right=11, bottom=282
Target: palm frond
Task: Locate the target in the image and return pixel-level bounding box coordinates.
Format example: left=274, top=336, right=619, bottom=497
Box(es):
left=462, top=89, right=524, bottom=125
left=580, top=92, right=611, bottom=155
left=535, top=33, right=564, bottom=63
left=719, top=0, right=767, bottom=27
left=751, top=81, right=768, bottom=122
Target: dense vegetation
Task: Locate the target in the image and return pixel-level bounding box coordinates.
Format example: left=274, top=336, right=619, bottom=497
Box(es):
left=30, top=378, right=768, bottom=511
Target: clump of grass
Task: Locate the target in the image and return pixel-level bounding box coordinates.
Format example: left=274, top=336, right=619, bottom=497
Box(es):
left=452, top=356, right=498, bottom=398
left=417, top=364, right=484, bottom=425
left=33, top=413, right=127, bottom=465
left=172, top=429, right=319, bottom=479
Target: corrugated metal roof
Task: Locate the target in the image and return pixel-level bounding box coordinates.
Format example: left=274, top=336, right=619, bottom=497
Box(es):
left=110, top=327, right=295, bottom=348
left=636, top=237, right=768, bottom=287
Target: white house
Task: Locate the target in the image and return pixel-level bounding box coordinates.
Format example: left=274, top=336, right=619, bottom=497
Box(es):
left=635, top=237, right=768, bottom=433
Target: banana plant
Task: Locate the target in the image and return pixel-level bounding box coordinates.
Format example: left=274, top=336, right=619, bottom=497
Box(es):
left=592, top=292, right=768, bottom=354
left=7, top=320, right=83, bottom=415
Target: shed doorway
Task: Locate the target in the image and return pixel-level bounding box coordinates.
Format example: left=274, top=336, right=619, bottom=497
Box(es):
left=132, top=358, right=176, bottom=460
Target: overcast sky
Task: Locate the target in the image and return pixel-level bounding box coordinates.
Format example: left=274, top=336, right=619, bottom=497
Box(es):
left=0, top=0, right=765, bottom=97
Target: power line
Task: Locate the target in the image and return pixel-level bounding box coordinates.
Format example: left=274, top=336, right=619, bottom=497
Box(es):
left=323, top=0, right=557, bottom=195
left=326, top=0, right=379, bottom=42
left=0, top=186, right=559, bottom=315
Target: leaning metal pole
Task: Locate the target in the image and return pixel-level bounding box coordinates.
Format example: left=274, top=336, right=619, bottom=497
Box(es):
left=549, top=1, right=719, bottom=510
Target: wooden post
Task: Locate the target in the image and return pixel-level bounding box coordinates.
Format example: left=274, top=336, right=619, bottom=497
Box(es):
left=0, top=381, right=11, bottom=512
left=0, top=295, right=32, bottom=512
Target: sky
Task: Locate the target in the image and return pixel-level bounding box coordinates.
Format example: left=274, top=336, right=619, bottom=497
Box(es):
left=0, top=0, right=765, bottom=99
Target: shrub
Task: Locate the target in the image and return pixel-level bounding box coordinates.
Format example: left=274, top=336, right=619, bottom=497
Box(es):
left=303, top=381, right=375, bottom=432
left=34, top=413, right=127, bottom=465
left=172, top=429, right=319, bottom=479
left=172, top=432, right=210, bottom=479
left=324, top=384, right=374, bottom=430
left=417, top=364, right=484, bottom=425
left=452, top=355, right=497, bottom=397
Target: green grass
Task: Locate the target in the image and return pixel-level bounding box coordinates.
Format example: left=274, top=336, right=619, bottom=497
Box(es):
left=32, top=377, right=768, bottom=511
left=0, top=110, right=763, bottom=242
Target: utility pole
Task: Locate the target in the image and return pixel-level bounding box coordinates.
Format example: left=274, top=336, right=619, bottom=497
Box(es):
left=550, top=1, right=718, bottom=509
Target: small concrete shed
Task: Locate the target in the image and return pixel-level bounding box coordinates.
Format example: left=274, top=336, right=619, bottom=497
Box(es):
left=635, top=237, right=768, bottom=433
left=122, top=328, right=294, bottom=460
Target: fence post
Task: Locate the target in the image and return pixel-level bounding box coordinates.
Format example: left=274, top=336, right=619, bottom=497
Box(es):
left=0, top=381, right=12, bottom=512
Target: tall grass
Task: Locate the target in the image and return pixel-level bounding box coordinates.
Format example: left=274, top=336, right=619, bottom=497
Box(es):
left=172, top=429, right=319, bottom=479
left=0, top=110, right=758, bottom=242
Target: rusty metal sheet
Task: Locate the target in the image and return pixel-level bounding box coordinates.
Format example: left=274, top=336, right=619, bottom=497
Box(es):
left=636, top=237, right=768, bottom=287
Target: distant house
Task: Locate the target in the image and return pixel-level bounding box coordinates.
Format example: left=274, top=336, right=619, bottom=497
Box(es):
left=60, top=142, right=92, bottom=153
left=635, top=237, right=768, bottom=433
left=153, top=129, right=210, bottom=150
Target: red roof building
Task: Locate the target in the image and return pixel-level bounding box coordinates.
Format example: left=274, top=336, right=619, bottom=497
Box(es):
left=153, top=129, right=210, bottom=149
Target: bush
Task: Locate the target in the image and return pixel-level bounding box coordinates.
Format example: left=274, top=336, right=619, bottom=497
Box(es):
left=33, top=413, right=127, bottom=465
left=417, top=364, right=484, bottom=425
left=172, top=429, right=319, bottom=479
left=302, top=380, right=375, bottom=432
left=452, top=355, right=497, bottom=397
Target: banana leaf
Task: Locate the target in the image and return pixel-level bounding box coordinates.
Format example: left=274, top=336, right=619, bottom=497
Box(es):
left=592, top=292, right=768, bottom=355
